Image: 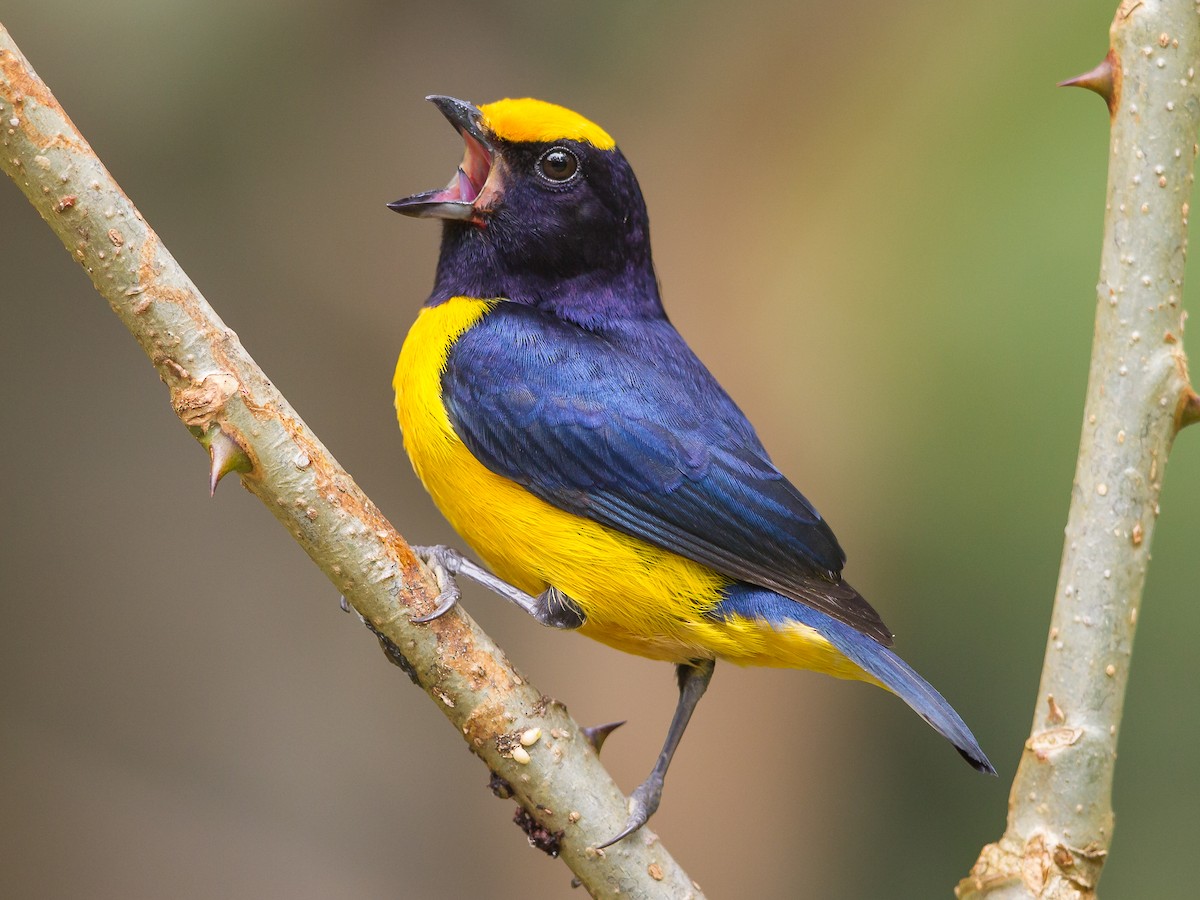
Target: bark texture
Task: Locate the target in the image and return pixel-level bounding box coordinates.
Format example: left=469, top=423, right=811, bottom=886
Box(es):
left=0, top=22, right=703, bottom=900
left=959, top=2, right=1200, bottom=897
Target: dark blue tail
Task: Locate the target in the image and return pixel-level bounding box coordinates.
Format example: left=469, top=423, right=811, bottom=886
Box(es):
left=712, top=585, right=995, bottom=774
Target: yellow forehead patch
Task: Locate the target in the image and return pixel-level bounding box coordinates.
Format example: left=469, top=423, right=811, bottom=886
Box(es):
left=479, top=98, right=616, bottom=150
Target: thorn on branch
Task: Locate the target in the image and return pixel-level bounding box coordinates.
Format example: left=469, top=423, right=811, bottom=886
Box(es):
left=582, top=720, right=626, bottom=754
left=1178, top=387, right=1200, bottom=430
left=1059, top=50, right=1119, bottom=115
left=202, top=426, right=251, bottom=495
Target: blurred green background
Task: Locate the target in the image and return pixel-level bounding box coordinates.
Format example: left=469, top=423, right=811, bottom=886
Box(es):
left=2, top=2, right=1198, bottom=898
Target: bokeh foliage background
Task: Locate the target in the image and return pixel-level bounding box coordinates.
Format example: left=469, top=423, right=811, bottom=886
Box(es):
left=2, top=2, right=1198, bottom=898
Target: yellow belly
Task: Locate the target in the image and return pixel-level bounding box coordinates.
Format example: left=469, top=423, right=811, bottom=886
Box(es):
left=393, top=296, right=875, bottom=681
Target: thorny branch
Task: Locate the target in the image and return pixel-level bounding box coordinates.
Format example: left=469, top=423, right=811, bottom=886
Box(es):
left=958, top=1, right=1200, bottom=897
left=0, top=22, right=703, bottom=900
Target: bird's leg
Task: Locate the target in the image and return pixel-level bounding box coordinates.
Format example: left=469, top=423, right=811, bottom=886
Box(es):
left=410, top=545, right=585, bottom=629
left=597, top=658, right=716, bottom=849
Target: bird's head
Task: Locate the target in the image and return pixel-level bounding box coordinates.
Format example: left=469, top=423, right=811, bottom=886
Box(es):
left=390, top=96, right=659, bottom=318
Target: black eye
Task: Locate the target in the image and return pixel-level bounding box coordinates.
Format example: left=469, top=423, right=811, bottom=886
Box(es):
left=538, top=147, right=579, bottom=183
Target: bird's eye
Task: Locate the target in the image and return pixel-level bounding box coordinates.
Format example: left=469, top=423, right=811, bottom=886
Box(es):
left=538, top=147, right=580, bottom=183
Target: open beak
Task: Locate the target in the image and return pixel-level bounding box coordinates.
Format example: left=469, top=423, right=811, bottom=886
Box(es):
left=388, top=96, right=496, bottom=222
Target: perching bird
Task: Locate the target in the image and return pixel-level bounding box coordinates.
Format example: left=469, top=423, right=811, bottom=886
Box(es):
left=388, top=96, right=994, bottom=846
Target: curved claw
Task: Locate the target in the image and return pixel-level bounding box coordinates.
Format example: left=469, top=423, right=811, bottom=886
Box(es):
left=596, top=779, right=662, bottom=849
left=410, top=588, right=459, bottom=623
left=410, top=545, right=463, bottom=623
left=410, top=574, right=460, bottom=623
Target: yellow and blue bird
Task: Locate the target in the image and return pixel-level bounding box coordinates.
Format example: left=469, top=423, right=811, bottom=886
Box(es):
left=389, top=96, right=993, bottom=845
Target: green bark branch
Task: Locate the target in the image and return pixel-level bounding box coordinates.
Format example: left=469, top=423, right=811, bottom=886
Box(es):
left=958, top=1, right=1200, bottom=897
left=0, top=23, right=702, bottom=900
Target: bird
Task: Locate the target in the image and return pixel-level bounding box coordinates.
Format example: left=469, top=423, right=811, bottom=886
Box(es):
left=388, top=95, right=994, bottom=847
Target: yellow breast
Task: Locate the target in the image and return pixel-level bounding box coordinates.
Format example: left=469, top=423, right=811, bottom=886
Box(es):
left=393, top=296, right=873, bottom=680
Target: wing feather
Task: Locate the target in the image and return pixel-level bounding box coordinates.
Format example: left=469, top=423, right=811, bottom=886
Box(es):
left=443, top=304, right=893, bottom=646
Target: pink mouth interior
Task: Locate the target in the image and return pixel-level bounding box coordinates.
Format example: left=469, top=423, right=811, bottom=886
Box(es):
left=429, top=132, right=492, bottom=204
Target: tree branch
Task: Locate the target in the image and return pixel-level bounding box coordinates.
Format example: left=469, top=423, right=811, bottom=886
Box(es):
left=0, top=22, right=702, bottom=900
left=958, top=1, right=1199, bottom=896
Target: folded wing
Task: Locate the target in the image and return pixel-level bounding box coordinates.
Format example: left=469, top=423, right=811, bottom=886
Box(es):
left=442, top=304, right=893, bottom=646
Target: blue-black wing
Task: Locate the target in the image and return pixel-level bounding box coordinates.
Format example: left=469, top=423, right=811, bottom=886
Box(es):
left=442, top=303, right=893, bottom=646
